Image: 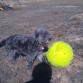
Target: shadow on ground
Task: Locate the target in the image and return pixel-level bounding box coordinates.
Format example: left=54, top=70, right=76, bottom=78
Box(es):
left=25, top=62, right=52, bottom=83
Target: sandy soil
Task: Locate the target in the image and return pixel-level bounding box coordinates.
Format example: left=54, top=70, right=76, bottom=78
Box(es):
left=0, top=1, right=83, bottom=83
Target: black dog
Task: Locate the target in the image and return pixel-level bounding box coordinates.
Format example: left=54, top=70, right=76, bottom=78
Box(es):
left=0, top=28, right=51, bottom=69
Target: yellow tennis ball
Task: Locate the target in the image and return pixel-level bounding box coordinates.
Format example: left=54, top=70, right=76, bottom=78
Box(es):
left=46, top=41, right=73, bottom=67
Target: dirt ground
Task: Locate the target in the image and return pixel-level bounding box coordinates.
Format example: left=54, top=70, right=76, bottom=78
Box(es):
left=0, top=1, right=83, bottom=83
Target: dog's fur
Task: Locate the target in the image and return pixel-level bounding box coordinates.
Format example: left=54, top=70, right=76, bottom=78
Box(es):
left=0, top=28, right=51, bottom=69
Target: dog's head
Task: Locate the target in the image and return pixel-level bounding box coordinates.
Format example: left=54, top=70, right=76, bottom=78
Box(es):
left=35, top=28, right=52, bottom=51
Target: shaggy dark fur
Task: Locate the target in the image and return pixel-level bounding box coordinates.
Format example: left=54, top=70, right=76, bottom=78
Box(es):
left=0, top=28, right=51, bottom=70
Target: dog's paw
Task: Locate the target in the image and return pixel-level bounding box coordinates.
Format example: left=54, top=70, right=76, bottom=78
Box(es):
left=27, top=65, right=32, bottom=70
left=37, top=54, right=47, bottom=63
left=42, top=56, right=48, bottom=63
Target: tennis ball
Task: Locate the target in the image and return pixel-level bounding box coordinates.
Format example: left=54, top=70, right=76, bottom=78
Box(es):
left=46, top=41, right=73, bottom=67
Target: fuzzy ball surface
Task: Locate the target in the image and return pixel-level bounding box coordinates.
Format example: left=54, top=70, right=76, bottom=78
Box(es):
left=46, top=41, right=73, bottom=67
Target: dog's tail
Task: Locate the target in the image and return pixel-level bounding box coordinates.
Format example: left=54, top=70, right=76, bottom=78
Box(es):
left=0, top=39, right=7, bottom=47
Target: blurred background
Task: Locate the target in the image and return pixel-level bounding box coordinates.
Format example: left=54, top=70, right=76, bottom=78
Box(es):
left=1, top=0, right=83, bottom=7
